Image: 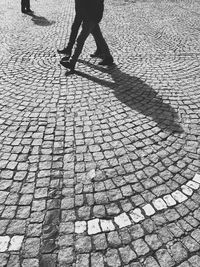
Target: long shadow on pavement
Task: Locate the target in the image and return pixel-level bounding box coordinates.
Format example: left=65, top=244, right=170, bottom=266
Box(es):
left=67, top=60, right=183, bottom=133
left=27, top=13, right=55, bottom=26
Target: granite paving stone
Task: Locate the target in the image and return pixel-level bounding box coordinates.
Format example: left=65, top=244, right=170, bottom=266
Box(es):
left=91, top=252, right=104, bottom=267
left=170, top=242, right=188, bottom=263
left=119, top=245, right=137, bottom=264
left=93, top=233, right=108, bottom=250
left=188, top=255, right=200, bottom=267
left=105, top=249, right=121, bottom=267
left=132, top=238, right=150, bottom=256
left=156, top=249, right=175, bottom=267
left=1, top=0, right=200, bottom=265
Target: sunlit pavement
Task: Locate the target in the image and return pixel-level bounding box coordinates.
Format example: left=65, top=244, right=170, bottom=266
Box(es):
left=0, top=0, right=200, bottom=266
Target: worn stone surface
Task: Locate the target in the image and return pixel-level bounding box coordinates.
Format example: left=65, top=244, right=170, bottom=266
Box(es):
left=1, top=0, right=200, bottom=266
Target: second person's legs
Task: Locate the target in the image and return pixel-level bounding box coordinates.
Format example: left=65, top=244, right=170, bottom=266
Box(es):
left=70, top=20, right=96, bottom=65
left=61, top=19, right=96, bottom=70
left=91, top=24, right=113, bottom=65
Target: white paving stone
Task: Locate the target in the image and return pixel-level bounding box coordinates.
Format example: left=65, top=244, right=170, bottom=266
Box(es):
left=186, top=181, right=199, bottom=190
left=142, top=204, right=155, bottom=216
left=152, top=198, right=167, bottom=210
left=114, top=213, right=132, bottom=228
left=163, top=195, right=176, bottom=206
left=181, top=185, right=193, bottom=196
left=129, top=208, right=145, bottom=223
left=193, top=174, right=200, bottom=184
left=88, top=218, right=101, bottom=235
left=172, top=190, right=188, bottom=203
left=75, top=221, right=87, bottom=234
left=8, top=236, right=24, bottom=251
left=0, top=236, right=10, bottom=252
left=100, top=219, right=115, bottom=232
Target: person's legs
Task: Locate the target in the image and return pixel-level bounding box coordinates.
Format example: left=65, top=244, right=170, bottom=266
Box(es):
left=90, top=27, right=104, bottom=58
left=58, top=14, right=82, bottom=56
left=91, top=24, right=113, bottom=65
left=71, top=20, right=95, bottom=62
left=58, top=1, right=83, bottom=56
left=61, top=19, right=96, bottom=70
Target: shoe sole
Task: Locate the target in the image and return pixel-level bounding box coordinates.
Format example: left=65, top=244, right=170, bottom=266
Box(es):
left=57, top=51, right=71, bottom=57
left=60, top=60, right=75, bottom=71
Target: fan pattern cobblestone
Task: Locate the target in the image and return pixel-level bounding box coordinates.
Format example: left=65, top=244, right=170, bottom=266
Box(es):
left=0, top=0, right=200, bottom=266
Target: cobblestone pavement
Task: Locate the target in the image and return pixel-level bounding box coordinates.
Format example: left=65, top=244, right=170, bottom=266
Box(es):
left=0, top=0, right=200, bottom=266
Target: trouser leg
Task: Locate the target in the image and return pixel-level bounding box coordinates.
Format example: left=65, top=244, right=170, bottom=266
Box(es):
left=26, top=0, right=30, bottom=10
left=21, top=0, right=30, bottom=11
left=71, top=20, right=96, bottom=65
left=91, top=24, right=112, bottom=58
left=66, top=14, right=82, bottom=53
left=21, top=0, right=26, bottom=12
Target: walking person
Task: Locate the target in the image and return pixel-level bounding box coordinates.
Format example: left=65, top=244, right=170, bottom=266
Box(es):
left=21, top=0, right=33, bottom=14
left=58, top=0, right=103, bottom=60
left=60, top=0, right=113, bottom=72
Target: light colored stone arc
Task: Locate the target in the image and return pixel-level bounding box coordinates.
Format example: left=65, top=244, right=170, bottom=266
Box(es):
left=88, top=218, right=101, bottom=235
left=77, top=174, right=199, bottom=235
left=8, top=236, right=24, bottom=251
left=152, top=198, right=167, bottom=210
left=172, top=190, right=188, bottom=203
left=181, top=185, right=193, bottom=196
left=75, top=221, right=86, bottom=234
left=142, top=204, right=155, bottom=216
left=186, top=181, right=199, bottom=190
left=193, top=173, right=200, bottom=184
left=100, top=219, right=115, bottom=231
left=129, top=208, right=144, bottom=222
left=114, top=213, right=131, bottom=228
left=163, top=195, right=176, bottom=206
left=0, top=236, right=10, bottom=252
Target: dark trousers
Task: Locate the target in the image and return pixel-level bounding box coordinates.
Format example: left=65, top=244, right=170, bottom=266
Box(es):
left=71, top=19, right=111, bottom=64
left=21, top=0, right=30, bottom=11
left=66, top=12, right=102, bottom=55
left=66, top=12, right=82, bottom=53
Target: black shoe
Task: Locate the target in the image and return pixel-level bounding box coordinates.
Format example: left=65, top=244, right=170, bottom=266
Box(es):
left=57, top=48, right=71, bottom=58
left=90, top=50, right=103, bottom=58
left=22, top=9, right=27, bottom=13
left=98, top=56, right=114, bottom=66
left=60, top=58, right=75, bottom=71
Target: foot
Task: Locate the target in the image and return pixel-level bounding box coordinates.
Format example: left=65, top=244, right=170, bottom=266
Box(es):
left=60, top=58, right=75, bottom=71
left=57, top=48, right=71, bottom=58
left=98, top=56, right=114, bottom=66
left=90, top=50, right=103, bottom=58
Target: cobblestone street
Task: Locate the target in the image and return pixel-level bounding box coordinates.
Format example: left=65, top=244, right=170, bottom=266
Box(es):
left=0, top=0, right=200, bottom=266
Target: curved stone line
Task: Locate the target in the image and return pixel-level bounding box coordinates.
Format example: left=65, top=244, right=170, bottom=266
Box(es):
left=75, top=173, right=200, bottom=235
left=0, top=235, right=24, bottom=252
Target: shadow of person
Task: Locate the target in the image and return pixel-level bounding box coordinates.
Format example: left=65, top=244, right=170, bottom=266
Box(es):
left=67, top=59, right=183, bottom=133
left=27, top=13, right=55, bottom=26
